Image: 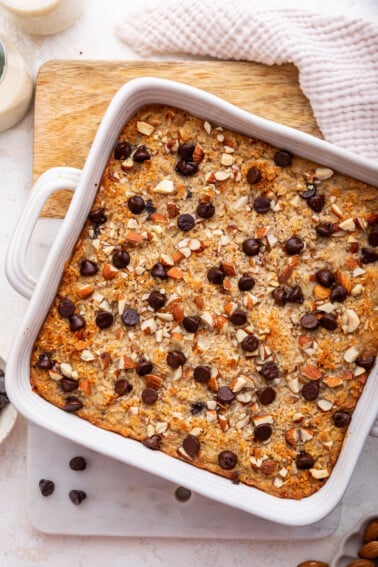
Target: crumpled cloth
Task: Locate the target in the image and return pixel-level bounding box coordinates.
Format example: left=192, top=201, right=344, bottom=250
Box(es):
left=117, top=0, right=378, bottom=161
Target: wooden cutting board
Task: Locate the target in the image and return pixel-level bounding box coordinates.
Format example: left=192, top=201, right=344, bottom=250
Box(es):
left=34, top=60, right=322, bottom=218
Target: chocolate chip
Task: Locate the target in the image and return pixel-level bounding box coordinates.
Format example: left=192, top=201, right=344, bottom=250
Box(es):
left=230, top=309, right=247, bottom=326
left=246, top=166, right=261, bottom=184
left=80, top=259, right=98, bottom=276
left=151, top=262, right=168, bottom=279
left=95, top=311, right=114, bottom=329
left=128, top=195, right=145, bottom=214
left=143, top=435, right=162, bottom=450
left=39, top=479, right=55, bottom=497
left=36, top=353, right=53, bottom=370
left=296, top=451, right=315, bottom=470
left=217, top=386, right=236, bottom=403
left=257, top=386, right=276, bottom=405
left=286, top=285, right=304, bottom=304
left=183, top=434, right=200, bottom=458
left=191, top=402, right=206, bottom=415
left=64, top=397, right=83, bottom=412
left=238, top=274, right=255, bottom=291
left=193, top=366, right=211, bottom=383
left=207, top=267, right=225, bottom=284
left=319, top=313, right=338, bottom=330
left=114, top=379, right=133, bottom=396
left=69, top=490, right=86, bottom=505
left=330, top=284, right=348, bottom=302
left=183, top=315, right=200, bottom=333
left=254, top=424, right=272, bottom=442
left=302, top=382, right=319, bottom=401
left=145, top=199, right=157, bottom=217
left=178, top=143, right=195, bottom=160
left=300, top=313, right=319, bottom=330
left=122, top=308, right=139, bottom=327
left=133, top=145, right=151, bottom=162
left=69, top=456, right=87, bottom=471
left=361, top=247, right=378, bottom=264
left=88, top=207, right=107, bottom=225
left=253, top=196, right=271, bottom=214
left=307, top=194, right=325, bottom=212
left=355, top=354, right=376, bottom=370
left=300, top=185, right=317, bottom=199
left=241, top=335, right=259, bottom=352
left=167, top=350, right=186, bottom=368
left=218, top=451, right=237, bottom=469
left=368, top=228, right=378, bottom=247
left=177, top=213, right=195, bottom=231
left=242, top=238, right=261, bottom=256
left=316, top=268, right=335, bottom=287
left=141, top=387, right=158, bottom=405
left=175, top=160, right=198, bottom=176
left=112, top=249, right=130, bottom=269
left=61, top=378, right=79, bottom=392
left=259, top=361, right=279, bottom=380
left=186, top=190, right=193, bottom=199
left=285, top=236, right=304, bottom=255
left=136, top=360, right=153, bottom=376
left=114, top=141, right=132, bottom=160
left=272, top=287, right=287, bottom=306
left=197, top=201, right=215, bottom=219
left=148, top=290, right=166, bottom=310
left=274, top=150, right=292, bottom=167
left=315, top=222, right=334, bottom=237
left=333, top=410, right=351, bottom=428
left=69, top=315, right=85, bottom=332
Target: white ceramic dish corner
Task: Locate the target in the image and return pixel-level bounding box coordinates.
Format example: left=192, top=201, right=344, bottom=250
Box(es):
left=0, top=357, right=18, bottom=446
left=5, top=77, right=378, bottom=526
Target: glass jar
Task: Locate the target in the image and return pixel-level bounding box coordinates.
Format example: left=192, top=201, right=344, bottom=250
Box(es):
left=0, top=0, right=84, bottom=35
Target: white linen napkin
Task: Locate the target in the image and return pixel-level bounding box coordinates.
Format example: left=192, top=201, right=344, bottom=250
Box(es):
left=117, top=0, right=378, bottom=161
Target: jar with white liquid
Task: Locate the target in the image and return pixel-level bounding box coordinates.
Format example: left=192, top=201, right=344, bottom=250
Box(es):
left=0, top=34, right=33, bottom=132
left=0, top=0, right=84, bottom=35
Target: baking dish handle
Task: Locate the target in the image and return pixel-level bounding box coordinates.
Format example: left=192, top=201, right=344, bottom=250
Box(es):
left=5, top=167, right=82, bottom=300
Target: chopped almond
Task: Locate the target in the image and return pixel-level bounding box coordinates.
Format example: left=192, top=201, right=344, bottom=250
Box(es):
left=314, top=284, right=330, bottom=299
left=102, top=263, right=118, bottom=280
left=322, top=375, right=343, bottom=388
left=167, top=267, right=184, bottom=279
left=194, top=295, right=204, bottom=309
left=301, top=364, right=322, bottom=380
left=220, top=261, right=236, bottom=276
left=79, top=379, right=91, bottom=394
left=125, top=232, right=144, bottom=244
left=77, top=284, right=94, bottom=299
left=172, top=250, right=185, bottom=263
left=150, top=212, right=168, bottom=224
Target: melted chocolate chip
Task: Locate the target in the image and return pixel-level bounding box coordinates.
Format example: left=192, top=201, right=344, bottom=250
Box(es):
left=197, top=201, right=215, bottom=219
left=64, top=397, right=83, bottom=413
left=151, top=262, right=168, bottom=279
left=193, top=366, right=211, bottom=383
left=316, top=269, right=335, bottom=287
left=95, top=311, right=114, bottom=329
left=361, top=247, right=378, bottom=264
left=39, top=479, right=55, bottom=497
left=296, top=451, right=315, bottom=470
left=114, top=141, right=132, bottom=160
left=143, top=435, right=162, bottom=450
left=300, top=185, right=317, bottom=200
left=308, top=194, right=325, bottom=212
left=355, top=354, right=375, bottom=370
left=191, top=402, right=206, bottom=415
left=207, top=267, right=225, bottom=284
left=257, top=386, right=276, bottom=405
left=217, top=386, right=236, bottom=403
left=167, top=350, right=186, bottom=369
left=145, top=199, right=157, bottom=217
left=36, top=353, right=53, bottom=370
left=69, top=490, right=87, bottom=505
left=246, top=166, right=262, bottom=184
left=175, top=160, right=198, bottom=176
left=177, top=213, right=195, bottom=231
left=88, top=207, right=107, bottom=225
left=300, top=313, right=319, bottom=330
left=61, top=378, right=79, bottom=392
left=141, top=387, right=158, bottom=405
left=183, top=434, right=200, bottom=458
left=368, top=228, right=378, bottom=247
left=302, top=382, right=319, bottom=401
left=183, top=315, right=201, bottom=333
left=112, top=249, right=130, bottom=269
left=274, top=150, right=293, bottom=167
left=178, top=143, right=195, bottom=160
left=128, top=195, right=145, bottom=214
left=69, top=315, right=85, bottom=332
left=148, top=290, right=167, bottom=310
left=285, top=236, right=304, bottom=255
left=254, top=424, right=272, bottom=442
left=136, top=360, right=153, bottom=376
left=229, top=309, right=247, bottom=326
left=286, top=285, right=304, bottom=304
left=69, top=456, right=87, bottom=471
left=238, top=274, right=255, bottom=291
left=80, top=260, right=98, bottom=276
left=259, top=361, right=279, bottom=380
left=319, top=313, right=338, bottom=330
left=272, top=287, right=287, bottom=306
left=333, top=410, right=351, bottom=428
left=253, top=196, right=271, bottom=214
left=241, top=334, right=259, bottom=352
left=218, top=451, right=237, bottom=469
left=114, top=379, right=133, bottom=396
left=330, top=284, right=348, bottom=302
left=133, top=145, right=151, bottom=162
left=122, top=308, right=139, bottom=327
left=242, top=238, right=261, bottom=256
left=315, top=222, right=334, bottom=237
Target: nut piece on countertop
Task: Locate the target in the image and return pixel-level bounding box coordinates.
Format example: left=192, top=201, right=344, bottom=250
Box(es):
left=297, top=561, right=329, bottom=567
left=363, top=519, right=378, bottom=542
left=358, top=541, right=378, bottom=559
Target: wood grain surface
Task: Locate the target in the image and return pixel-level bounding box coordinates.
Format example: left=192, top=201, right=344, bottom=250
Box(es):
left=34, top=60, right=322, bottom=218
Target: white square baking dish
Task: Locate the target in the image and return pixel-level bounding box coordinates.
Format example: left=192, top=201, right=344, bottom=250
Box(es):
left=5, top=77, right=378, bottom=526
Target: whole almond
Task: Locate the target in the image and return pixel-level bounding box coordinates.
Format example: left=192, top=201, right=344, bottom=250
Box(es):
left=144, top=374, right=163, bottom=390
left=260, top=459, right=277, bottom=476
left=297, top=561, right=329, bottom=567
left=358, top=541, right=378, bottom=559
left=347, top=560, right=375, bottom=567
left=363, top=519, right=378, bottom=542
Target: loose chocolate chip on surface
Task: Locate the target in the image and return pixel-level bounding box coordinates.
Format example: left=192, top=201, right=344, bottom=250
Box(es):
left=333, top=410, right=351, bottom=428
left=285, top=236, right=304, bottom=255
left=368, top=228, right=378, bottom=247
left=64, top=397, right=83, bottom=413
left=230, top=309, right=247, bottom=326
left=80, top=259, right=98, bottom=276
left=36, top=353, right=53, bottom=370
left=218, top=451, right=238, bottom=470
left=183, top=315, right=201, bottom=333
left=207, top=267, right=225, bottom=284
left=61, top=378, right=79, bottom=392
left=272, top=287, right=287, bottom=306
left=167, top=350, right=186, bottom=369
left=133, top=145, right=151, bottom=162
left=114, top=379, right=133, bottom=396
left=148, top=290, right=167, bottom=310
left=300, top=313, right=319, bottom=330
left=88, top=207, right=107, bottom=225
left=122, top=309, right=139, bottom=327
left=253, top=196, right=271, bottom=214
left=58, top=298, right=75, bottom=318
left=361, top=247, right=378, bottom=264
left=330, top=284, right=348, bottom=302
left=141, top=387, right=158, bottom=405
left=257, top=386, right=276, bottom=405
left=300, top=185, right=317, bottom=200
left=315, top=222, right=334, bottom=237
left=95, top=311, right=114, bottom=329
left=191, top=402, right=206, bottom=415
left=254, top=424, right=272, bottom=442
left=197, top=201, right=215, bottom=219
left=193, top=366, right=211, bottom=383
left=175, top=160, right=198, bottom=176
left=307, top=194, right=325, bottom=212
left=178, top=143, right=195, bottom=160
left=183, top=434, right=200, bottom=458
left=238, top=274, right=255, bottom=291
left=114, top=141, right=132, bottom=160
left=302, top=382, right=320, bottom=401
left=296, top=451, right=315, bottom=470
left=112, top=249, right=130, bottom=269
left=69, top=490, right=87, bottom=505
left=286, top=285, right=304, bottom=303
left=241, top=334, right=259, bottom=352
left=69, top=456, right=87, bottom=471
left=319, top=313, right=338, bottom=330
left=242, top=238, right=261, bottom=256
left=143, top=435, right=162, bottom=450
left=355, top=354, right=376, bottom=370
left=259, top=361, right=279, bottom=380
left=274, top=150, right=293, bottom=167
left=246, top=166, right=262, bottom=184
left=128, top=195, right=145, bottom=214
left=136, top=360, right=153, bottom=376
left=151, top=262, right=168, bottom=279
left=69, top=315, right=85, bottom=332
left=177, top=213, right=195, bottom=231
left=39, top=479, right=55, bottom=497
left=217, top=386, right=236, bottom=403
left=316, top=269, right=335, bottom=287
